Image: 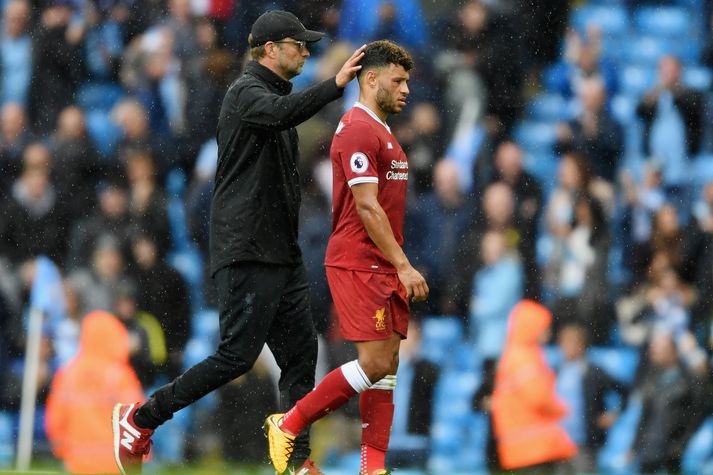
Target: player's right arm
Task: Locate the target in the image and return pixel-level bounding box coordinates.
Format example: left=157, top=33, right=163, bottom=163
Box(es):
left=351, top=183, right=429, bottom=302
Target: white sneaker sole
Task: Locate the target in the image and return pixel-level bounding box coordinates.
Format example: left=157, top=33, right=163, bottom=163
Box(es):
left=112, top=403, right=128, bottom=475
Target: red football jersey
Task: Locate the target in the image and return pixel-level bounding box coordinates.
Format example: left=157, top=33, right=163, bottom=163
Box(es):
left=325, top=103, right=409, bottom=273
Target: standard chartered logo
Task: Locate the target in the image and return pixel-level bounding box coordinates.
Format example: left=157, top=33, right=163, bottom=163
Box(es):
left=387, top=159, right=408, bottom=180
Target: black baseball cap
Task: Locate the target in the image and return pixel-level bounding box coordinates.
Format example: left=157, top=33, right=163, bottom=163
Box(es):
left=249, top=10, right=325, bottom=47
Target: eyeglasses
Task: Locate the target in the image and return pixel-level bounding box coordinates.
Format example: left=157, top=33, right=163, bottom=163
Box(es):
left=273, top=40, right=307, bottom=51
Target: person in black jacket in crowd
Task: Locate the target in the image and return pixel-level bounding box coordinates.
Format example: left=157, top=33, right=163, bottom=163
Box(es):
left=636, top=55, right=702, bottom=211
left=633, top=330, right=706, bottom=474
left=129, top=233, right=190, bottom=380
left=112, top=10, right=366, bottom=475
left=556, top=324, right=627, bottom=474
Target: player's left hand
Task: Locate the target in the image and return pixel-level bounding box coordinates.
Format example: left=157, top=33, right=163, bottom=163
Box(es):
left=397, top=264, right=429, bottom=302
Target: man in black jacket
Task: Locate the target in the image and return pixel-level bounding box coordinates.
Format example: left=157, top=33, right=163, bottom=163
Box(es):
left=556, top=324, right=627, bottom=474
left=112, top=10, right=366, bottom=475
left=636, top=55, right=702, bottom=211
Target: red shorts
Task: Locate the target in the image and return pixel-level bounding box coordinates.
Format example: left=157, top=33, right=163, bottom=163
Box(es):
left=326, top=266, right=410, bottom=341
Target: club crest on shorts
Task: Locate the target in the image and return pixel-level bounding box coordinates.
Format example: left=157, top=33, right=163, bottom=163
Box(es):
left=350, top=152, right=369, bottom=173
left=373, top=307, right=386, bottom=331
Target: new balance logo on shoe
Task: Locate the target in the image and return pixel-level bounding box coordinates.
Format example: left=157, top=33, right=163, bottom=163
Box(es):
left=112, top=403, right=154, bottom=475
left=119, top=406, right=142, bottom=451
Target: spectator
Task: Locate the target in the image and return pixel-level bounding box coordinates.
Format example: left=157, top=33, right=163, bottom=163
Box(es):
left=549, top=194, right=611, bottom=343
left=629, top=204, right=683, bottom=285
left=66, top=177, right=133, bottom=270
left=447, top=181, right=535, bottom=317
left=684, top=182, right=713, bottom=339
left=555, top=324, right=627, bottom=474
left=0, top=148, right=69, bottom=266
left=633, top=331, right=705, bottom=474
left=29, top=0, right=86, bottom=134
left=51, top=106, right=103, bottom=222
left=487, top=140, right=542, bottom=296
left=111, top=98, right=173, bottom=174
left=0, top=103, right=33, bottom=191
left=388, top=320, right=440, bottom=469
left=492, top=300, right=577, bottom=471
left=129, top=233, right=190, bottom=378
left=184, top=20, right=237, bottom=153
left=124, top=149, right=171, bottom=254
left=82, top=0, right=125, bottom=81
left=555, top=76, right=623, bottom=183
left=53, top=280, right=84, bottom=367
left=395, top=102, right=444, bottom=194
left=636, top=56, right=703, bottom=211
left=620, top=164, right=666, bottom=279
left=551, top=27, right=619, bottom=99
left=405, top=159, right=475, bottom=316
left=68, top=235, right=128, bottom=315
left=112, top=279, right=164, bottom=388
left=1, top=0, right=32, bottom=106
left=442, top=0, right=524, bottom=135
left=470, top=230, right=523, bottom=360
left=45, top=310, right=144, bottom=474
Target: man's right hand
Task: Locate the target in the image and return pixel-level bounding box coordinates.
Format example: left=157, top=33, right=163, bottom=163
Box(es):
left=397, top=264, right=429, bottom=302
left=335, top=44, right=367, bottom=89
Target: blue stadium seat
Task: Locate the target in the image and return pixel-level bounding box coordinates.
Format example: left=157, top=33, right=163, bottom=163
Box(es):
left=598, top=396, right=643, bottom=473
left=452, top=343, right=481, bottom=373
left=76, top=82, right=125, bottom=111
left=527, top=93, right=576, bottom=122
left=588, top=346, right=640, bottom=384
left=182, top=337, right=213, bottom=369
left=421, top=317, right=464, bottom=366
left=684, top=66, right=713, bottom=91
left=191, top=309, right=219, bottom=341
left=571, top=5, right=629, bottom=37
left=85, top=110, right=122, bottom=158
left=610, top=94, right=638, bottom=125
left=620, top=65, right=656, bottom=96
left=691, top=154, right=713, bottom=186
left=623, top=36, right=675, bottom=66
left=458, top=412, right=488, bottom=470
left=683, top=417, right=713, bottom=475
left=523, top=152, right=558, bottom=190
left=514, top=121, right=557, bottom=153
left=634, top=6, right=689, bottom=38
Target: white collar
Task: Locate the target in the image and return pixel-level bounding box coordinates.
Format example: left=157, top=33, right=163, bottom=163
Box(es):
left=354, top=102, right=391, bottom=133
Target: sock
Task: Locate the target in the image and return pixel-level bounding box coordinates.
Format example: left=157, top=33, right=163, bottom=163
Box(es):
left=281, top=360, right=371, bottom=435
left=359, top=375, right=396, bottom=475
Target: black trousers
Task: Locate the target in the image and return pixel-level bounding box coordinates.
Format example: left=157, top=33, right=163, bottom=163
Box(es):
left=136, top=261, right=318, bottom=462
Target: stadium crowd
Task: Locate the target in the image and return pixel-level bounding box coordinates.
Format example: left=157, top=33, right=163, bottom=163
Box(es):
left=1, top=0, right=713, bottom=473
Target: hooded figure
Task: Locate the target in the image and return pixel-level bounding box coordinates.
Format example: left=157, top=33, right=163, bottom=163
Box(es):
left=492, top=300, right=577, bottom=470
left=45, top=311, right=144, bottom=473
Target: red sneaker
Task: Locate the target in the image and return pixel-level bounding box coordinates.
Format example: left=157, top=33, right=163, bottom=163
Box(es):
left=112, top=403, right=154, bottom=475
left=280, top=458, right=325, bottom=475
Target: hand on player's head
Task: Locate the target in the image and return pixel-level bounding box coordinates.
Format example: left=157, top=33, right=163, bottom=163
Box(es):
left=335, top=44, right=366, bottom=88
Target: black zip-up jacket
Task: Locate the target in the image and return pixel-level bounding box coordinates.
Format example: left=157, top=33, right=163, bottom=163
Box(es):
left=210, top=61, right=343, bottom=275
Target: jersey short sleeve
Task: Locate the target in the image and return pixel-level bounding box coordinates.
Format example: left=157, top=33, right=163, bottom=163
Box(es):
left=335, top=120, right=381, bottom=188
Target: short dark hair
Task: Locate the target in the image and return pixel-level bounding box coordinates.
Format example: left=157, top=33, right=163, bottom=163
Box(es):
left=357, top=40, right=414, bottom=79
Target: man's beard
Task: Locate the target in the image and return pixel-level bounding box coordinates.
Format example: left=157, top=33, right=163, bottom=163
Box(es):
left=375, top=86, right=400, bottom=115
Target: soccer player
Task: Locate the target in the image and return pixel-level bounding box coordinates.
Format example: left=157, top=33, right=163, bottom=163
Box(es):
left=265, top=40, right=428, bottom=475
left=111, top=10, right=365, bottom=475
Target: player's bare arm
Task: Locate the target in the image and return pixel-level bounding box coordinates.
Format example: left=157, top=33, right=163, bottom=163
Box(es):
left=351, top=182, right=429, bottom=302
